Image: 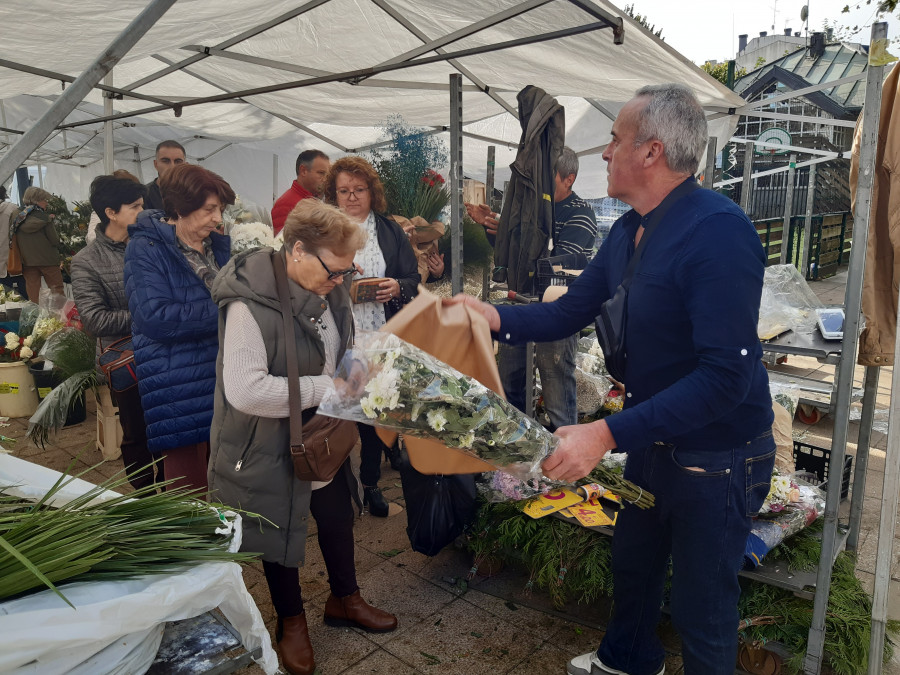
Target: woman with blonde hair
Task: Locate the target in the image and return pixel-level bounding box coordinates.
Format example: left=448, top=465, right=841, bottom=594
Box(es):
left=15, top=186, right=63, bottom=301
left=209, top=199, right=397, bottom=675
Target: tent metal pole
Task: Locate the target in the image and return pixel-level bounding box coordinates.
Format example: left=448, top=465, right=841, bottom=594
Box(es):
left=483, top=146, right=496, bottom=301
left=737, top=71, right=866, bottom=110
left=847, top=365, right=879, bottom=551
left=121, top=0, right=330, bottom=92
left=273, top=154, right=279, bottom=208
left=0, top=0, right=178, bottom=185
left=800, top=164, right=816, bottom=278
left=716, top=154, right=834, bottom=188
left=60, top=20, right=618, bottom=130
left=450, top=74, right=464, bottom=296
left=36, top=164, right=43, bottom=188
left=779, top=154, right=796, bottom=265
left=0, top=57, right=175, bottom=107
left=803, top=21, right=887, bottom=674
left=103, top=73, right=114, bottom=173
left=702, top=138, right=717, bottom=188
left=740, top=141, right=754, bottom=214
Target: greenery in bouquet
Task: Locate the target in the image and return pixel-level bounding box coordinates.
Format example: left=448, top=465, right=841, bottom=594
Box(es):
left=0, top=332, right=34, bottom=362
left=0, top=289, right=24, bottom=305
left=437, top=213, right=494, bottom=270
left=229, top=221, right=275, bottom=255
left=320, top=332, right=653, bottom=508
left=409, top=169, right=450, bottom=223
left=368, top=115, right=448, bottom=220
left=0, top=460, right=257, bottom=607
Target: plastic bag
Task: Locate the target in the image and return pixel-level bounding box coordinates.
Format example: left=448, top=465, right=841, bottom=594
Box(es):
left=575, top=352, right=612, bottom=415
left=0, top=455, right=278, bottom=675
left=222, top=194, right=273, bottom=232
left=757, top=264, right=823, bottom=338
left=319, top=330, right=558, bottom=484
left=400, top=462, right=477, bottom=556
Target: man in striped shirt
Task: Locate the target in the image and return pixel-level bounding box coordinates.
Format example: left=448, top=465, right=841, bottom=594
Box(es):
left=469, top=147, right=597, bottom=429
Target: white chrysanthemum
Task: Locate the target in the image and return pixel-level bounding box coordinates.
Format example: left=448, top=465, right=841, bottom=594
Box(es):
left=360, top=395, right=377, bottom=419
left=426, top=409, right=447, bottom=432
left=364, top=369, right=401, bottom=411
left=383, top=348, right=402, bottom=370
left=23, top=335, right=33, bottom=348
left=230, top=221, right=274, bottom=254
left=19, top=346, right=32, bottom=360
left=458, top=430, right=475, bottom=448
left=5, top=332, right=19, bottom=349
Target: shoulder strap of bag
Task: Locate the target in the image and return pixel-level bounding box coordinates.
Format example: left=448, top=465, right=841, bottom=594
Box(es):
left=272, top=250, right=304, bottom=451
left=621, top=178, right=701, bottom=290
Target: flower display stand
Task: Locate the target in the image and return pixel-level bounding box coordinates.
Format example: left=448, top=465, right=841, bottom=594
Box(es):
left=0, top=361, right=39, bottom=418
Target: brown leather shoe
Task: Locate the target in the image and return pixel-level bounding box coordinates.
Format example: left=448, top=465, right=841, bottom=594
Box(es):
left=323, top=590, right=398, bottom=633
left=276, top=613, right=315, bottom=675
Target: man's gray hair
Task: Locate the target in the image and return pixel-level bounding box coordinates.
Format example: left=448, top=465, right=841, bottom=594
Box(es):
left=555, top=146, right=579, bottom=179
left=633, top=84, right=708, bottom=174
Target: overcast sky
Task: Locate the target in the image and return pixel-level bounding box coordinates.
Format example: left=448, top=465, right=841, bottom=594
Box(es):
left=626, top=0, right=899, bottom=64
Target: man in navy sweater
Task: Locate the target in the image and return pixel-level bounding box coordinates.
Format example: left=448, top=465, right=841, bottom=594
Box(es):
left=451, top=84, right=775, bottom=674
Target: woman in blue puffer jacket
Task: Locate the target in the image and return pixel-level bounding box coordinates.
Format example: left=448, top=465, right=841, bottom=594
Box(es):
left=124, top=163, right=235, bottom=492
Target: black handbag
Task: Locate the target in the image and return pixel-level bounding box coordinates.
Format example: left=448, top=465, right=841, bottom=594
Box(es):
left=595, top=180, right=700, bottom=382
left=400, top=461, right=478, bottom=557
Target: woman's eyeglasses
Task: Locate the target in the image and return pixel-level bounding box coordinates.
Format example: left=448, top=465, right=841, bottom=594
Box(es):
left=336, top=187, right=369, bottom=199
left=317, top=255, right=358, bottom=281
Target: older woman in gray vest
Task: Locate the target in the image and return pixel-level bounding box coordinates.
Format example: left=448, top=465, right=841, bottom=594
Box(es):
left=208, top=200, right=397, bottom=675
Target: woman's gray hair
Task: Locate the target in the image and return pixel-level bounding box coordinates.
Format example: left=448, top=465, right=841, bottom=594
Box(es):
left=633, top=84, right=708, bottom=175
left=22, top=186, right=52, bottom=206
left=555, top=146, right=579, bottom=179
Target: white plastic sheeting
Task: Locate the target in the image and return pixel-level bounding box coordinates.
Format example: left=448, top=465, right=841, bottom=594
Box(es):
left=0, top=455, right=278, bottom=675
left=0, top=0, right=744, bottom=205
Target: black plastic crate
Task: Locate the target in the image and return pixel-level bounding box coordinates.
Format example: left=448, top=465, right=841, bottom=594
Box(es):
left=792, top=441, right=853, bottom=500
left=534, top=252, right=588, bottom=298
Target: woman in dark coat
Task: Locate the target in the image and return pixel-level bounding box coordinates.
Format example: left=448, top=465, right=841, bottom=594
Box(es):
left=208, top=200, right=397, bottom=675
left=324, top=156, right=419, bottom=517
left=72, top=174, right=159, bottom=490
left=124, top=163, right=234, bottom=492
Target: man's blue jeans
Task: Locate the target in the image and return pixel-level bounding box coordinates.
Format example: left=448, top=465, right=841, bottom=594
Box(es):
left=596, top=431, right=776, bottom=675
left=498, top=336, right=577, bottom=430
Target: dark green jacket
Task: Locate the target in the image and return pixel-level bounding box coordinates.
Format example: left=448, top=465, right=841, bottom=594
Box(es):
left=208, top=247, right=355, bottom=566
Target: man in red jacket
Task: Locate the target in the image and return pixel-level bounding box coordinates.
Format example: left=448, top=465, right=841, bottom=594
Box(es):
left=271, top=150, right=330, bottom=235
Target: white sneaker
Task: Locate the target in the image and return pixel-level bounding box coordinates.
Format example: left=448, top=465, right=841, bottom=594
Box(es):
left=566, top=652, right=664, bottom=675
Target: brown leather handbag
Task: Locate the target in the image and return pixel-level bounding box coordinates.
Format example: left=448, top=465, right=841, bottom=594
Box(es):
left=7, top=233, right=23, bottom=276
left=272, top=251, right=358, bottom=482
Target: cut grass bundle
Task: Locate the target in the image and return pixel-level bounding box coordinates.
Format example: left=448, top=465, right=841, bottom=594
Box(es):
left=0, top=461, right=258, bottom=608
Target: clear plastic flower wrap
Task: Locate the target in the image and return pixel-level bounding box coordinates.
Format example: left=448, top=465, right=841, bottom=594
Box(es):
left=319, top=331, right=556, bottom=483
left=757, top=264, right=823, bottom=338
left=320, top=333, right=654, bottom=508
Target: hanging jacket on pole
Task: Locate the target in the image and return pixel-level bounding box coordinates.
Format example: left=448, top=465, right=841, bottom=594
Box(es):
left=493, top=85, right=565, bottom=293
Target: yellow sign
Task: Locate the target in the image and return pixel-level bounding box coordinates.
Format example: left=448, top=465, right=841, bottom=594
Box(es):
left=522, top=488, right=583, bottom=519
left=38, top=387, right=52, bottom=398
left=570, top=496, right=616, bottom=528
left=0, top=382, right=18, bottom=394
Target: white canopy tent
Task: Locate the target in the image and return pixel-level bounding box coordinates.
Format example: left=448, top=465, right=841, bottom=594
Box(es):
left=0, top=0, right=744, bottom=208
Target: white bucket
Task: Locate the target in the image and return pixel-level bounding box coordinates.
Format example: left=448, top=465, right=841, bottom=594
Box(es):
left=0, top=360, right=40, bottom=418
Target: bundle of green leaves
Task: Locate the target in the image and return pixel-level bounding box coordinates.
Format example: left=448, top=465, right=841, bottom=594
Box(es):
left=0, top=462, right=256, bottom=607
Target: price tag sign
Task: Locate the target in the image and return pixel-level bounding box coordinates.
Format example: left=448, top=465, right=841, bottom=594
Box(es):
left=38, top=387, right=52, bottom=398
left=0, top=383, right=11, bottom=394
left=571, top=496, right=615, bottom=528
left=523, top=488, right=583, bottom=519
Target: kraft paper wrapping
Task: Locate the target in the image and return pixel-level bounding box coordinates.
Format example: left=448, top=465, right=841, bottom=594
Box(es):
left=392, top=215, right=446, bottom=283
left=378, top=286, right=501, bottom=474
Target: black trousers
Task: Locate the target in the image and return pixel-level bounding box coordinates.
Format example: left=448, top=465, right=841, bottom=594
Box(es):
left=262, top=471, right=358, bottom=618
left=112, top=385, right=162, bottom=491
left=358, top=422, right=389, bottom=487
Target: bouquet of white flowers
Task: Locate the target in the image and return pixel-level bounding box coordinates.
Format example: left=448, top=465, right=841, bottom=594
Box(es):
left=319, top=331, right=654, bottom=508
left=229, top=221, right=274, bottom=255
